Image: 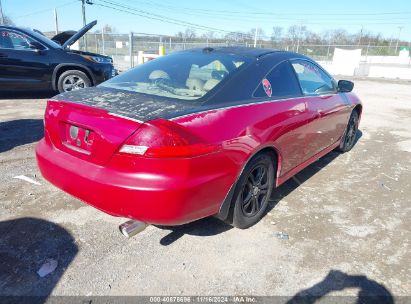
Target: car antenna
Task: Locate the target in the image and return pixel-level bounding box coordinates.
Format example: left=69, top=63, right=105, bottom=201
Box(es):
left=203, top=47, right=214, bottom=53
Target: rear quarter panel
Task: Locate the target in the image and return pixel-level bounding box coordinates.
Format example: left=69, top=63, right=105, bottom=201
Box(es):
left=173, top=89, right=362, bottom=192
left=173, top=97, right=314, bottom=186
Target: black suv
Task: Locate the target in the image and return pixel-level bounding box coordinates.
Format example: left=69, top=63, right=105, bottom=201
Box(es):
left=0, top=20, right=116, bottom=93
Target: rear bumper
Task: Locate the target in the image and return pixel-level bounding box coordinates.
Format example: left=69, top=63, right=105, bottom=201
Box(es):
left=36, top=138, right=236, bottom=225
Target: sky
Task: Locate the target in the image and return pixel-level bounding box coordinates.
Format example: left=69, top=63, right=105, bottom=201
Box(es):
left=2, top=0, right=411, bottom=42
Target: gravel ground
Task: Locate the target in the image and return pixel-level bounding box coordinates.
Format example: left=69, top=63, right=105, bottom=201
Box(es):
left=0, top=80, right=410, bottom=301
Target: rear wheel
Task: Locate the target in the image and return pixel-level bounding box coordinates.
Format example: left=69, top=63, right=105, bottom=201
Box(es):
left=337, top=110, right=359, bottom=153
left=57, top=70, right=91, bottom=93
left=232, top=153, right=275, bottom=229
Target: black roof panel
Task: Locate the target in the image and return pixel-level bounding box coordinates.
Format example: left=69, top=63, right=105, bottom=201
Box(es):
left=185, top=46, right=279, bottom=58
left=185, top=46, right=307, bottom=60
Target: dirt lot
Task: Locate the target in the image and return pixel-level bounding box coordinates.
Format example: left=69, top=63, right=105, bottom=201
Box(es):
left=0, top=80, right=410, bottom=301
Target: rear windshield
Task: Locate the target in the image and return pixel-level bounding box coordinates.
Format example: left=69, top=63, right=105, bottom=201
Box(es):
left=100, top=51, right=252, bottom=101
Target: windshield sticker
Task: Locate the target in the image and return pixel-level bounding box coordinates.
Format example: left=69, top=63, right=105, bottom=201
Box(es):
left=262, top=78, right=272, bottom=97
left=302, top=62, right=321, bottom=77
left=2, top=31, right=23, bottom=39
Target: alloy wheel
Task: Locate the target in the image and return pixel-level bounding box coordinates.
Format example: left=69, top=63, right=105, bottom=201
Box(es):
left=344, top=114, right=358, bottom=149
left=241, top=164, right=269, bottom=217
left=62, top=75, right=87, bottom=92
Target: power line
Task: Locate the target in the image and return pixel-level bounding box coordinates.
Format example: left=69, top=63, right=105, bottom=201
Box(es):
left=93, top=2, right=406, bottom=43
left=94, top=0, right=253, bottom=38
left=104, top=0, right=411, bottom=22
left=94, top=2, right=213, bottom=31
left=96, top=0, right=243, bottom=33
left=107, top=0, right=407, bottom=28
left=93, top=0, right=406, bottom=41
left=13, top=1, right=77, bottom=20
left=118, top=0, right=411, bottom=17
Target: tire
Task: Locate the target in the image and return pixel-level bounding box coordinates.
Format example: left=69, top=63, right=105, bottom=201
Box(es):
left=57, top=70, right=91, bottom=93
left=337, top=110, right=359, bottom=153
left=231, top=153, right=275, bottom=229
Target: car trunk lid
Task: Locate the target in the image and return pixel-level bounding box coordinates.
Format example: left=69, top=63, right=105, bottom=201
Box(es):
left=53, top=86, right=202, bottom=122
left=45, top=100, right=141, bottom=165
left=45, top=87, right=204, bottom=164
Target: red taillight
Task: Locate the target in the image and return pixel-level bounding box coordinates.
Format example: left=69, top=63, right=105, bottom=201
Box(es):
left=118, top=119, right=219, bottom=158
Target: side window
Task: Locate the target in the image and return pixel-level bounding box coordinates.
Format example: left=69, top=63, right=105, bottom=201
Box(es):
left=0, top=30, right=35, bottom=50
left=254, top=61, right=302, bottom=98
left=291, top=60, right=336, bottom=95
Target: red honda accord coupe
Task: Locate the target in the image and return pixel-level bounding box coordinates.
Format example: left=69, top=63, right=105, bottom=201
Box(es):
left=36, top=47, right=362, bottom=229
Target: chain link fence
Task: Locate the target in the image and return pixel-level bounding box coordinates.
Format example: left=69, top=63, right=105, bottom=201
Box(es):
left=79, top=33, right=248, bottom=71
left=71, top=33, right=411, bottom=78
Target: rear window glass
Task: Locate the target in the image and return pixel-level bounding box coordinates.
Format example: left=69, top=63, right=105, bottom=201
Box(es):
left=254, top=61, right=302, bottom=98
left=101, top=52, right=251, bottom=101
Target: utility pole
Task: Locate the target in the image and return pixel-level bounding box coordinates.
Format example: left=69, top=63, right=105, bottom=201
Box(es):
left=54, top=8, right=59, bottom=34
left=101, top=26, right=105, bottom=55
left=358, top=25, right=363, bottom=46
left=388, top=35, right=393, bottom=54
left=409, top=40, right=411, bottom=67
left=395, top=26, right=403, bottom=55
left=326, top=32, right=332, bottom=61
left=129, top=32, right=134, bottom=68
left=296, top=21, right=303, bottom=53
left=81, top=0, right=93, bottom=50
left=81, top=0, right=87, bottom=27
left=81, top=0, right=87, bottom=50
left=0, top=0, right=5, bottom=25
left=253, top=27, right=258, bottom=48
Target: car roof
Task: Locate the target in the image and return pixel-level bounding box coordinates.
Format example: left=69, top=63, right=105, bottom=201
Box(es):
left=0, top=25, right=45, bottom=38
left=184, top=46, right=306, bottom=59
left=0, top=25, right=30, bottom=32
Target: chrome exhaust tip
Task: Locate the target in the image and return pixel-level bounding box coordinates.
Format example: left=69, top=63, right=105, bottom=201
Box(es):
left=119, top=220, right=148, bottom=238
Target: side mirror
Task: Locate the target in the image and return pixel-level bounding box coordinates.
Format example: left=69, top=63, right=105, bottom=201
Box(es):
left=29, top=41, right=45, bottom=52
left=337, top=80, right=354, bottom=92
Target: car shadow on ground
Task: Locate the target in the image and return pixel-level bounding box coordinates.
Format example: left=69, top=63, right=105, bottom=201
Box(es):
left=156, top=217, right=233, bottom=246
left=266, top=130, right=363, bottom=214
left=286, top=269, right=394, bottom=304
left=158, top=131, right=363, bottom=246
left=267, top=150, right=341, bottom=212
left=0, top=217, right=78, bottom=300
left=0, top=91, right=56, bottom=100
left=0, top=119, right=44, bottom=153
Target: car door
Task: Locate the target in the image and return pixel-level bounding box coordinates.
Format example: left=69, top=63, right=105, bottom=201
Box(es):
left=291, top=59, right=350, bottom=158
left=0, top=29, right=51, bottom=90
left=253, top=60, right=312, bottom=174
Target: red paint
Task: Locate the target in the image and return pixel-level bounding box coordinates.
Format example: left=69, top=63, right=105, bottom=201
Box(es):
left=36, top=93, right=361, bottom=225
